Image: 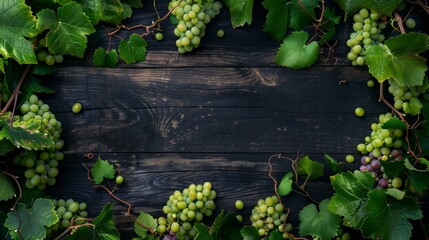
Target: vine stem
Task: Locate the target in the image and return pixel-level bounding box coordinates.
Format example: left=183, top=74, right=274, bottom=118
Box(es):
left=0, top=64, right=32, bottom=116
left=82, top=163, right=155, bottom=234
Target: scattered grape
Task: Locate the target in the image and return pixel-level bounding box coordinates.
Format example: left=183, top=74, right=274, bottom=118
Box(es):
left=72, top=102, right=82, bottom=113
left=116, top=175, right=124, bottom=184
left=216, top=29, right=224, bottom=38
left=235, top=200, right=244, bottom=210
left=354, top=107, right=365, bottom=117
left=155, top=32, right=164, bottom=41
left=405, top=18, right=416, bottom=29
left=345, top=155, right=355, bottom=163
left=367, top=80, right=375, bottom=88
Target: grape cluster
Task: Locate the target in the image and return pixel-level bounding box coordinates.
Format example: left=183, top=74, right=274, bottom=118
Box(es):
left=161, top=182, right=216, bottom=240
left=13, top=94, right=64, bottom=189
left=356, top=112, right=404, bottom=157
left=169, top=0, right=222, bottom=54
left=346, top=8, right=386, bottom=66
left=47, top=198, right=89, bottom=236
left=36, top=38, right=64, bottom=65
left=250, top=195, right=292, bottom=239
left=388, top=78, right=429, bottom=115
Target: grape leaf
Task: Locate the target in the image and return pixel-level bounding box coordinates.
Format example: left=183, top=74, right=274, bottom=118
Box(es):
left=91, top=156, right=115, bottom=184
left=63, top=203, right=120, bottom=240
left=36, top=2, right=96, bottom=58
left=0, top=118, right=54, bottom=150
left=93, top=48, right=118, bottom=67
left=404, top=158, right=429, bottom=172
left=361, top=190, right=422, bottom=240
left=334, top=0, right=362, bottom=19
left=240, top=226, right=259, bottom=240
left=409, top=171, right=429, bottom=192
left=5, top=199, right=58, bottom=240
left=118, top=34, right=148, bottom=64
left=324, top=154, right=343, bottom=173
left=328, top=171, right=375, bottom=228
left=299, top=199, right=341, bottom=240
left=32, top=64, right=57, bottom=76
left=268, top=230, right=283, bottom=240
left=0, top=173, right=15, bottom=201
left=209, top=210, right=242, bottom=239
left=275, top=31, right=319, bottom=69
left=381, top=116, right=407, bottom=130
left=278, top=172, right=293, bottom=196
left=288, top=0, right=318, bottom=31
left=296, top=155, right=324, bottom=180
left=262, top=0, right=288, bottom=42
left=0, top=58, right=4, bottom=73
left=380, top=161, right=406, bottom=179
left=0, top=0, right=38, bottom=64
left=76, top=0, right=125, bottom=25
left=0, top=139, right=15, bottom=156
left=364, top=33, right=428, bottom=87
left=122, top=0, right=143, bottom=8
left=223, top=0, right=254, bottom=28
left=336, top=0, right=401, bottom=19
left=195, top=223, right=213, bottom=240
left=385, top=188, right=405, bottom=200
left=134, top=212, right=157, bottom=238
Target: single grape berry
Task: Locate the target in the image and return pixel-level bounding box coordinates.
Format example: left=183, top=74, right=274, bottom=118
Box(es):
left=367, top=80, right=375, bottom=88
left=405, top=18, right=416, bottom=29
left=155, top=32, right=164, bottom=41
left=235, top=200, right=244, bottom=210
left=45, top=55, right=55, bottom=66
left=391, top=177, right=402, bottom=188
left=72, top=102, right=82, bottom=113
left=216, top=29, right=224, bottom=38
left=354, top=107, right=365, bottom=117
left=345, top=155, right=355, bottom=163
left=116, top=175, right=124, bottom=184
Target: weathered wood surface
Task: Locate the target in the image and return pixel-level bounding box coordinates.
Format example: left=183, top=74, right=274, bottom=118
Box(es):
left=42, top=0, right=428, bottom=238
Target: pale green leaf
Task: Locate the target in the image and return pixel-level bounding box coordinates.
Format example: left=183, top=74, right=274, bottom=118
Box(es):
left=385, top=188, right=405, bottom=200
left=0, top=0, right=38, bottom=64
left=76, top=0, right=125, bottom=25
left=288, top=0, right=319, bottom=31
left=328, top=171, right=375, bottom=228
left=275, top=31, right=319, bottom=69
left=91, top=156, right=115, bottom=184
left=93, top=47, right=118, bottom=67
left=299, top=199, right=341, bottom=240
left=278, top=172, right=293, bottom=196
left=296, top=155, right=324, bottom=180
left=404, top=97, right=423, bottom=115
left=223, top=0, right=254, bottom=28
left=0, top=118, right=54, bottom=150
left=134, top=212, right=157, bottom=238
left=36, top=2, right=96, bottom=58
left=63, top=203, right=120, bottom=240
left=0, top=173, right=16, bottom=201
left=119, top=34, right=148, bottom=64
left=361, top=190, right=422, bottom=240
left=5, top=199, right=58, bottom=240
left=262, top=0, right=288, bottom=42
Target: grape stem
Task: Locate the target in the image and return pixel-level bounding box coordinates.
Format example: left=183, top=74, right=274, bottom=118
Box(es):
left=53, top=222, right=96, bottom=240
left=82, top=163, right=156, bottom=234
left=0, top=64, right=32, bottom=116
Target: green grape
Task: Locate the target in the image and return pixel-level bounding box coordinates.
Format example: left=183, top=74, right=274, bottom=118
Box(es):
left=116, top=175, right=124, bottom=184
left=367, top=80, right=375, bottom=88
left=68, top=202, right=79, bottom=213
left=37, top=51, right=47, bottom=62
left=45, top=55, right=55, bottom=65
left=155, top=32, right=164, bottom=41
left=54, top=55, right=64, bottom=64
left=405, top=18, right=416, bottom=29
left=62, top=211, right=73, bottom=220
left=392, top=177, right=402, bottom=188
left=216, top=29, right=224, bottom=38
left=38, top=38, right=47, bottom=47
left=354, top=107, right=365, bottom=117
left=235, top=200, right=244, bottom=210
left=345, top=155, right=355, bottom=163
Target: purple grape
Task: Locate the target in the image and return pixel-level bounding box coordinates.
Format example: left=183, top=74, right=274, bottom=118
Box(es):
left=366, top=165, right=373, bottom=172
left=370, top=160, right=381, bottom=170
left=360, top=165, right=367, bottom=172
left=369, top=152, right=375, bottom=159
left=163, top=236, right=173, bottom=240
left=370, top=171, right=379, bottom=178
left=361, top=156, right=369, bottom=165
left=391, top=149, right=399, bottom=158
left=378, top=178, right=388, bottom=188
left=172, top=236, right=178, bottom=240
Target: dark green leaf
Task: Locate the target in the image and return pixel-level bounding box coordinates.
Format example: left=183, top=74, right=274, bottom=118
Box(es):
left=93, top=48, right=118, bottom=67
left=0, top=139, right=15, bottom=156
left=381, top=116, right=407, bottom=130
left=76, top=0, right=125, bottom=25
left=0, top=173, right=16, bottom=201
left=19, top=188, right=50, bottom=208
left=278, top=172, right=293, bottom=196
left=318, top=28, right=336, bottom=46
left=409, top=171, right=429, bottom=192
left=122, top=0, right=143, bottom=8
left=275, top=31, right=319, bottom=69
left=328, top=171, right=375, bottom=228
left=91, top=156, right=115, bottom=184
left=195, top=223, right=213, bottom=240
left=63, top=203, right=120, bottom=240
left=268, top=230, right=283, bottom=240
left=361, top=190, right=422, bottom=240
left=37, top=2, right=96, bottom=58
left=386, top=32, right=428, bottom=57
left=336, top=0, right=401, bottom=19
left=404, top=158, right=429, bottom=172
left=5, top=199, right=58, bottom=240
left=299, top=199, right=341, bottom=240
left=223, top=0, right=254, bottom=27
left=380, top=160, right=406, bottom=179
left=240, top=226, right=259, bottom=240
left=296, top=155, right=324, bottom=180
left=0, top=118, right=54, bottom=150
left=324, top=154, right=343, bottom=173
left=262, top=0, right=288, bottom=42
left=32, top=64, right=57, bottom=76
left=0, top=0, right=38, bottom=64
left=119, top=34, right=148, bottom=64
left=288, top=0, right=319, bottom=31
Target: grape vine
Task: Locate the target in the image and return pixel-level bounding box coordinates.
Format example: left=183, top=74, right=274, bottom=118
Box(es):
left=0, top=0, right=428, bottom=240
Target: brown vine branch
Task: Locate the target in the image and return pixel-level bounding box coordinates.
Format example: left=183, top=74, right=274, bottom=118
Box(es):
left=82, top=163, right=155, bottom=234
left=268, top=154, right=282, bottom=205
left=0, top=64, right=32, bottom=116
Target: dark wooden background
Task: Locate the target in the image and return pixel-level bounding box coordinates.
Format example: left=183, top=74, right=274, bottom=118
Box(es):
left=41, top=1, right=428, bottom=238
